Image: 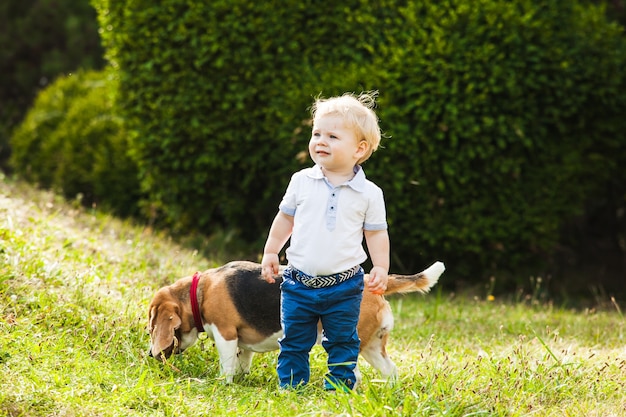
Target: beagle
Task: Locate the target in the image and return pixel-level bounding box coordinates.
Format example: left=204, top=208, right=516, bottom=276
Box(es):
left=148, top=260, right=444, bottom=384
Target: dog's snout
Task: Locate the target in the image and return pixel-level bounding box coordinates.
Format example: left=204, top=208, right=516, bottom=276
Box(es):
left=148, top=343, right=176, bottom=361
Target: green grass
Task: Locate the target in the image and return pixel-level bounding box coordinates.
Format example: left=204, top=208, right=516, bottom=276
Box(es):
left=1, top=174, right=625, bottom=416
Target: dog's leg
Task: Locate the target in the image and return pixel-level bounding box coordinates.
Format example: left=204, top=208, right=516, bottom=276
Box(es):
left=236, top=349, right=254, bottom=375
left=353, top=365, right=362, bottom=390
left=360, top=306, right=398, bottom=381
left=210, top=324, right=239, bottom=384
left=360, top=343, right=398, bottom=381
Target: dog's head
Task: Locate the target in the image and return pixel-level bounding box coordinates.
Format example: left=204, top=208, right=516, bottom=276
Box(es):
left=147, top=287, right=198, bottom=360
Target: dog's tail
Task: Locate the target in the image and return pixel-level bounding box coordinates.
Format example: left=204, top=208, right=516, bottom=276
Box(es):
left=384, top=261, right=445, bottom=295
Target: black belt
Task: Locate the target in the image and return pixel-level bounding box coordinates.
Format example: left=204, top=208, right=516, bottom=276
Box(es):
left=286, top=265, right=361, bottom=288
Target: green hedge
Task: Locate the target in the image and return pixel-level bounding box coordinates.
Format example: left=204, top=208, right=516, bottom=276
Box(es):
left=9, top=70, right=140, bottom=217
left=94, top=0, right=626, bottom=281
left=371, top=1, right=626, bottom=277
left=0, top=0, right=104, bottom=169
left=95, top=1, right=399, bottom=234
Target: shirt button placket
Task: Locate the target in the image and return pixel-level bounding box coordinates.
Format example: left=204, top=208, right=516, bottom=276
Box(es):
left=326, top=189, right=339, bottom=231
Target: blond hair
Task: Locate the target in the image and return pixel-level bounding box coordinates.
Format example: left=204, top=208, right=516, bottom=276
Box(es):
left=311, top=91, right=382, bottom=165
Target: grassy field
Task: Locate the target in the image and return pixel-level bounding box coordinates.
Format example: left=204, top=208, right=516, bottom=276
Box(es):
left=1, top=174, right=625, bottom=417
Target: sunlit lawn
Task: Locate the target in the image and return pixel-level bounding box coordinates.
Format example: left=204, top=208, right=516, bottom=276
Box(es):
left=1, top=175, right=625, bottom=416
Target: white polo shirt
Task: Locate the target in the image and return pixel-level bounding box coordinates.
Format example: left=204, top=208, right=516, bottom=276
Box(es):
left=279, top=164, right=387, bottom=277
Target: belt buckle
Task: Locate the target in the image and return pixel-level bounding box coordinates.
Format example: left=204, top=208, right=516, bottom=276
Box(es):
left=310, top=279, right=325, bottom=289
left=307, top=275, right=326, bottom=288
left=303, top=273, right=335, bottom=288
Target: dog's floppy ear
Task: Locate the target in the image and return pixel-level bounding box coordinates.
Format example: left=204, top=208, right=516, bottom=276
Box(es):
left=149, top=301, right=182, bottom=359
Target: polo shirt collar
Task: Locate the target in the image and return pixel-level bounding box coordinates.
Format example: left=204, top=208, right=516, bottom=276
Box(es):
left=308, top=164, right=366, bottom=192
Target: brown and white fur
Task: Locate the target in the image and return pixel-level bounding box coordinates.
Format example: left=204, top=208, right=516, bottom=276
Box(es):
left=148, top=260, right=445, bottom=384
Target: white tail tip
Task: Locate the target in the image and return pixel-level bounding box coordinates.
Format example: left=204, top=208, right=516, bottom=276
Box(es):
left=424, top=261, right=445, bottom=283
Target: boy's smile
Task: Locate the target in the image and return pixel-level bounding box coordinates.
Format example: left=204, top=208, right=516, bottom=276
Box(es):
left=309, top=114, right=368, bottom=183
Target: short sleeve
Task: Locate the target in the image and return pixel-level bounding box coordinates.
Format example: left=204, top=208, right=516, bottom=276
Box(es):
left=364, top=185, right=387, bottom=231
left=278, top=172, right=299, bottom=217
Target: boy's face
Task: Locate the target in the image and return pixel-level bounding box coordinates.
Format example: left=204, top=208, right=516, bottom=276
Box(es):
left=309, top=114, right=368, bottom=173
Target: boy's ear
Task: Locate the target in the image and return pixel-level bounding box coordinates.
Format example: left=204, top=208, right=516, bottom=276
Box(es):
left=355, top=140, right=370, bottom=158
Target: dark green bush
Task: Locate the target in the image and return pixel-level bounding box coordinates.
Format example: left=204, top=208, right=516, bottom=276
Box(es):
left=95, top=0, right=626, bottom=284
left=0, top=0, right=105, bottom=169
left=10, top=70, right=140, bottom=217
left=95, top=1, right=397, bottom=235
left=370, top=1, right=626, bottom=279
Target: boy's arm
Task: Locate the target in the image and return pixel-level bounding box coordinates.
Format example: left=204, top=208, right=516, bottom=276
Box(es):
left=261, top=211, right=294, bottom=283
left=364, top=229, right=390, bottom=294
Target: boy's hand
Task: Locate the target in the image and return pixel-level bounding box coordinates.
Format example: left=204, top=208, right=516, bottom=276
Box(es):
left=261, top=253, right=280, bottom=283
left=367, top=266, right=388, bottom=295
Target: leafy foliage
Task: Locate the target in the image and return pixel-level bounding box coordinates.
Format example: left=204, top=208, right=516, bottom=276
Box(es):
left=94, top=0, right=400, bottom=235
left=0, top=0, right=104, bottom=168
left=9, top=70, right=141, bottom=217
left=371, top=1, right=626, bottom=277
left=97, top=1, right=626, bottom=282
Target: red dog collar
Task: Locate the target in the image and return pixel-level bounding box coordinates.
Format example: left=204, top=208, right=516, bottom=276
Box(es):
left=190, top=272, right=205, bottom=333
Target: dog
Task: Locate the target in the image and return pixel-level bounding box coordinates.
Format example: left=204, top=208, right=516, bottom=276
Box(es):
left=148, top=260, right=445, bottom=384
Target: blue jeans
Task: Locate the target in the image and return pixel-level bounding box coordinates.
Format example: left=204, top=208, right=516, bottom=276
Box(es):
left=277, top=267, right=364, bottom=390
